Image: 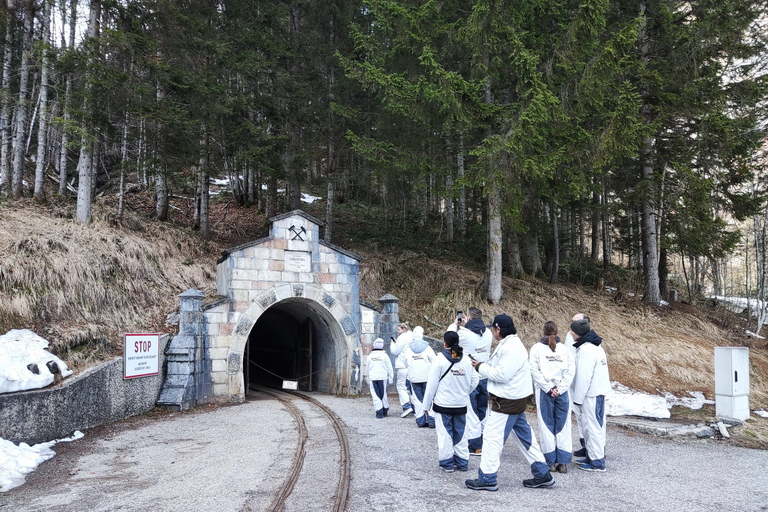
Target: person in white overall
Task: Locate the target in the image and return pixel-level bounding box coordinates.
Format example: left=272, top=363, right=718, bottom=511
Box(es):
left=465, top=315, right=554, bottom=491
left=529, top=321, right=575, bottom=473
left=389, top=323, right=414, bottom=417
left=402, top=326, right=436, bottom=427
left=565, top=312, right=588, bottom=457
left=422, top=331, right=478, bottom=472
left=367, top=337, right=393, bottom=418
left=446, top=307, right=492, bottom=455
left=570, top=318, right=611, bottom=471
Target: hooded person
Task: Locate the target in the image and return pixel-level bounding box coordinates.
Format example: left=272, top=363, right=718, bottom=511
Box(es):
left=447, top=307, right=493, bottom=454
left=565, top=313, right=588, bottom=454
left=390, top=323, right=414, bottom=417
left=367, top=337, right=394, bottom=418
left=401, top=326, right=437, bottom=427
left=422, top=331, right=479, bottom=472
left=529, top=321, right=576, bottom=473
left=570, top=318, right=611, bottom=472
left=465, top=314, right=554, bottom=491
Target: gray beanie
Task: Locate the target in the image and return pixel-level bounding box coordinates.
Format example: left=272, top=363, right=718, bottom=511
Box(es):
left=570, top=319, right=591, bottom=336
left=373, top=338, right=384, bottom=349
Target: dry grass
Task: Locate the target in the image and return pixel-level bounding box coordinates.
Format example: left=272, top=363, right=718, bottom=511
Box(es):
left=0, top=198, right=220, bottom=369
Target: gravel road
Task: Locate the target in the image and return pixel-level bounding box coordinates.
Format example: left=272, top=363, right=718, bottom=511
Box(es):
left=1, top=392, right=766, bottom=512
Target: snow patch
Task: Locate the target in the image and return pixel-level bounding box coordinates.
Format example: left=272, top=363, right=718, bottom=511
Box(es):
left=745, top=330, right=765, bottom=339
left=0, top=431, right=83, bottom=492
left=0, top=330, right=73, bottom=394
left=662, top=390, right=713, bottom=410
left=606, top=382, right=670, bottom=418
left=754, top=410, right=768, bottom=419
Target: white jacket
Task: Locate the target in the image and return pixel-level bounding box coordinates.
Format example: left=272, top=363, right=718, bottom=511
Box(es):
left=529, top=340, right=575, bottom=394
left=390, top=331, right=412, bottom=370
left=572, top=343, right=611, bottom=404
left=477, top=334, right=533, bottom=400
left=422, top=350, right=479, bottom=411
left=447, top=321, right=493, bottom=363
left=367, top=349, right=394, bottom=383
left=401, top=339, right=436, bottom=383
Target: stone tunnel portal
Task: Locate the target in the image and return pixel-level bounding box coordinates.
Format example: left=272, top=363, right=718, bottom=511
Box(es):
left=244, top=298, right=343, bottom=394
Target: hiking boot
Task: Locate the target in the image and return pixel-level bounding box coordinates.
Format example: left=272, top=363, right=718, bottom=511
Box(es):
left=578, top=462, right=606, bottom=472
left=469, top=448, right=482, bottom=457
left=465, top=479, right=497, bottom=491
left=523, top=472, right=555, bottom=488
left=401, top=408, right=414, bottom=418
left=556, top=464, right=568, bottom=474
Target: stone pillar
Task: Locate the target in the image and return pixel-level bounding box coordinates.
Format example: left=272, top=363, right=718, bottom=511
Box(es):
left=158, top=289, right=207, bottom=410
left=378, top=294, right=400, bottom=386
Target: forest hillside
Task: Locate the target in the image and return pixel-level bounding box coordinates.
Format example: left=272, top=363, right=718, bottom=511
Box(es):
left=2, top=194, right=767, bottom=412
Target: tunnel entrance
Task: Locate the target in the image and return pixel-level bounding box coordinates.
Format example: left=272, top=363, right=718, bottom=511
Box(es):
left=244, top=298, right=339, bottom=393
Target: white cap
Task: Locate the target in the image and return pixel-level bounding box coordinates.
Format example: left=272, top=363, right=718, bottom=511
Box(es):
left=373, top=338, right=384, bottom=349
left=413, top=326, right=424, bottom=340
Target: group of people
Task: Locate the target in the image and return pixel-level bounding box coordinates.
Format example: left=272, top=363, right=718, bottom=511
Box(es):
left=365, top=308, right=611, bottom=490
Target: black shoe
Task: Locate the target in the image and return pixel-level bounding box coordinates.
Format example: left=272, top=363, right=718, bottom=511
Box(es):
left=573, top=447, right=587, bottom=458
left=523, top=472, right=555, bottom=488
left=465, top=478, right=498, bottom=491
left=556, top=464, right=568, bottom=474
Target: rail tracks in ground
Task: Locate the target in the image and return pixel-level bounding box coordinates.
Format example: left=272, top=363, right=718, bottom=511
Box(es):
left=255, top=387, right=350, bottom=512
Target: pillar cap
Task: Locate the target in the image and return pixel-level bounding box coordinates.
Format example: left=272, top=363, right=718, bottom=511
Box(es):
left=378, top=293, right=399, bottom=304
left=179, top=289, right=205, bottom=300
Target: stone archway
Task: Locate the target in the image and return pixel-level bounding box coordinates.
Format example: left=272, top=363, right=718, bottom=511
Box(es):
left=226, top=283, right=358, bottom=401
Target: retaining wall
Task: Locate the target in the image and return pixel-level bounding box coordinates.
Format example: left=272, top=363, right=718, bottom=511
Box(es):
left=0, top=334, right=169, bottom=445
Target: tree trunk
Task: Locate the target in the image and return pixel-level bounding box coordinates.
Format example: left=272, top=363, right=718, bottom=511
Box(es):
left=117, top=117, right=128, bottom=220
left=504, top=221, right=524, bottom=278
left=11, top=1, right=35, bottom=199
left=659, top=247, right=669, bottom=300
left=548, top=200, right=559, bottom=284
left=155, top=170, right=168, bottom=221
left=639, top=2, right=662, bottom=305
left=0, top=16, right=14, bottom=194
left=590, top=190, right=600, bottom=261
left=601, top=185, right=611, bottom=269
left=34, top=0, right=52, bottom=202
left=485, top=180, right=503, bottom=304
left=457, top=132, right=466, bottom=237
left=75, top=0, right=100, bottom=224
left=199, top=151, right=210, bottom=238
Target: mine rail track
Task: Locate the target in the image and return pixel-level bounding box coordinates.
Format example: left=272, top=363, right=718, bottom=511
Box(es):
left=256, top=387, right=350, bottom=512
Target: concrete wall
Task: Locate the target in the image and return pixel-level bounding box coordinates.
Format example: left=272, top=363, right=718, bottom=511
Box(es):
left=0, top=335, right=169, bottom=445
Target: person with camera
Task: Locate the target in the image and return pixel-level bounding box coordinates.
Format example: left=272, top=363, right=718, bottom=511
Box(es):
left=447, top=307, right=492, bottom=455
left=421, top=331, right=479, bottom=472
left=464, top=314, right=554, bottom=491
left=390, top=323, right=414, bottom=417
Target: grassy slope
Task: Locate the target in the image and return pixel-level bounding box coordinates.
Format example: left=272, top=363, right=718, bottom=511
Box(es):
left=1, top=193, right=766, bottom=447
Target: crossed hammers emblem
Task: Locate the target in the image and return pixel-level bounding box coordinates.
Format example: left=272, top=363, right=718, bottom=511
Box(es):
left=289, top=225, right=306, bottom=241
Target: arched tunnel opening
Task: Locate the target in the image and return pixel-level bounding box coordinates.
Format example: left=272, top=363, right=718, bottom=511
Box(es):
left=244, top=298, right=341, bottom=394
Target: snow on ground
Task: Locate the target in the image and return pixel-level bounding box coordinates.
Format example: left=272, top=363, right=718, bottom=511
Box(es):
left=0, top=432, right=83, bottom=492
left=755, top=410, right=768, bottom=418
left=0, top=330, right=72, bottom=394
left=746, top=330, right=766, bottom=339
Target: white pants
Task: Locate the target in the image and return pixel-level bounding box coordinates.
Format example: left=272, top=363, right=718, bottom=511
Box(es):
left=576, top=396, right=606, bottom=468
left=396, top=369, right=411, bottom=409
left=535, top=389, right=572, bottom=465
left=433, top=411, right=469, bottom=471
left=478, top=409, right=549, bottom=484
left=369, top=380, right=389, bottom=417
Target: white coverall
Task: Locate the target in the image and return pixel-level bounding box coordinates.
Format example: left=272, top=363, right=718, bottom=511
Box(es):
left=390, top=330, right=413, bottom=412
left=367, top=348, right=394, bottom=418
left=572, top=336, right=611, bottom=469
left=422, top=349, right=479, bottom=471
left=402, top=338, right=436, bottom=427
left=529, top=339, right=575, bottom=465
left=474, top=334, right=549, bottom=485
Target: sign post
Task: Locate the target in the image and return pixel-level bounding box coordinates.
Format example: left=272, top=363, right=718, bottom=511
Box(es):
left=124, top=333, right=160, bottom=379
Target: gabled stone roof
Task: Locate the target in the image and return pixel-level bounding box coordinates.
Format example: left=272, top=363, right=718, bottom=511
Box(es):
left=269, top=209, right=325, bottom=227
